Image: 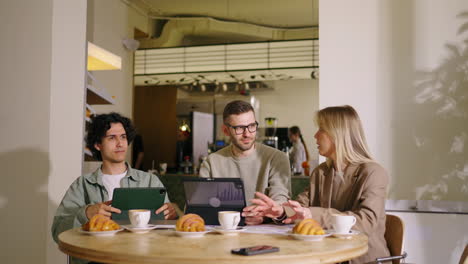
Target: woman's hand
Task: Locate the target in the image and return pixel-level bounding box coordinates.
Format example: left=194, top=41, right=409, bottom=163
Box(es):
left=282, top=200, right=312, bottom=224
left=242, top=192, right=284, bottom=220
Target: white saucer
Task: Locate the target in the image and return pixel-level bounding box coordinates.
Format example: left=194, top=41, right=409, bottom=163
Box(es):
left=289, top=231, right=332, bottom=241
left=174, top=229, right=211, bottom=238
left=79, top=227, right=124, bottom=237
left=213, top=227, right=246, bottom=236
left=330, top=229, right=360, bottom=239
left=122, top=224, right=157, bottom=234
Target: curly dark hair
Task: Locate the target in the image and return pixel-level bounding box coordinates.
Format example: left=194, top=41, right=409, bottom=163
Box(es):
left=85, top=112, right=136, bottom=161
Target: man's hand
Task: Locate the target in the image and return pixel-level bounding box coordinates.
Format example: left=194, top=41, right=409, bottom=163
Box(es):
left=242, top=192, right=284, bottom=219
left=282, top=200, right=312, bottom=224
left=155, top=203, right=178, bottom=220
left=85, top=200, right=121, bottom=219
left=244, top=215, right=264, bottom=225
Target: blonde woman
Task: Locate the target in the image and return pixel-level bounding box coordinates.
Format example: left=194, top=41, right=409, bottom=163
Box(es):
left=243, top=105, right=390, bottom=264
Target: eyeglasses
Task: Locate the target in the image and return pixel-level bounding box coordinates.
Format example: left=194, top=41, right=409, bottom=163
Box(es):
left=225, top=121, right=259, bottom=135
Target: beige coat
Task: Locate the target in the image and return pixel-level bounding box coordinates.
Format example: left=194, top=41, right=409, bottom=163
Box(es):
left=296, top=161, right=390, bottom=264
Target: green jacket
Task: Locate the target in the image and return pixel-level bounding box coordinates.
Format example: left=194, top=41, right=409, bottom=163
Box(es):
left=51, top=164, right=169, bottom=243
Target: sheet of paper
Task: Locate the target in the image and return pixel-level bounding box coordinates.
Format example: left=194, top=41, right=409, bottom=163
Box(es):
left=155, top=224, right=175, bottom=229
left=242, top=224, right=294, bottom=235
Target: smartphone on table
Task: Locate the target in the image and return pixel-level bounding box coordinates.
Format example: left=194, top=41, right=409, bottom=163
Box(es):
left=231, top=245, right=279, bottom=256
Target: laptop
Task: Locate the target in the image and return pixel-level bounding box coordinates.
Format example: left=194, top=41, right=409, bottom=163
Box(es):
left=182, top=177, right=247, bottom=226
left=111, top=187, right=166, bottom=225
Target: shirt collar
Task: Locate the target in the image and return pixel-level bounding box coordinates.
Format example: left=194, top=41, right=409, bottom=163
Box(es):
left=85, top=162, right=140, bottom=185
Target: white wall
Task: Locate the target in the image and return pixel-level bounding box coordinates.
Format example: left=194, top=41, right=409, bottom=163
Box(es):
left=321, top=0, right=468, bottom=202
left=48, top=1, right=87, bottom=263
left=379, top=0, right=468, bottom=202
left=391, top=212, right=468, bottom=263
left=320, top=0, right=468, bottom=263
left=0, top=1, right=86, bottom=264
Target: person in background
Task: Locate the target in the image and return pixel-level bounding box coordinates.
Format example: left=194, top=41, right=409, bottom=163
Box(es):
left=245, top=105, right=390, bottom=264
left=199, top=100, right=291, bottom=225
left=288, top=126, right=310, bottom=175
left=132, top=134, right=144, bottom=170
left=52, top=113, right=177, bottom=263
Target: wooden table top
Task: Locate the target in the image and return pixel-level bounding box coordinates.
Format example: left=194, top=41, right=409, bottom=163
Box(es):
left=59, top=228, right=368, bottom=264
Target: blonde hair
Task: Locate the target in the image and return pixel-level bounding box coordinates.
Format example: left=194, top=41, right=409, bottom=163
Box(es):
left=315, top=105, right=374, bottom=171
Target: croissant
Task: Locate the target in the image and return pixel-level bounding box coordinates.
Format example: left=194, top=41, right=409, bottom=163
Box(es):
left=176, top=214, right=205, bottom=232
left=293, top=218, right=325, bottom=235
left=82, top=214, right=120, bottom=232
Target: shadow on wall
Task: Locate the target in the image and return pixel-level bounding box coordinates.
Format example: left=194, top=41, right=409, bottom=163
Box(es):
left=0, top=148, right=50, bottom=263
left=412, top=11, right=468, bottom=201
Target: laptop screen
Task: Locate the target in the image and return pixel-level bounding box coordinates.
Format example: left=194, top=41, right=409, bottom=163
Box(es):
left=184, top=179, right=245, bottom=207
left=182, top=177, right=246, bottom=225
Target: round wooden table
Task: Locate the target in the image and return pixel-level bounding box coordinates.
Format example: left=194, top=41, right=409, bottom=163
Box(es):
left=59, top=228, right=368, bottom=264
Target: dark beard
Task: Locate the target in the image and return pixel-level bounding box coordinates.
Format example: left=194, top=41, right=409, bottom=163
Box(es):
left=232, top=138, right=255, bottom=152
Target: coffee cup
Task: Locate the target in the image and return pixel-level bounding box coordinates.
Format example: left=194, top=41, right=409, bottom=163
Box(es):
left=218, top=211, right=240, bottom=230
left=129, top=209, right=151, bottom=228
left=332, top=214, right=356, bottom=234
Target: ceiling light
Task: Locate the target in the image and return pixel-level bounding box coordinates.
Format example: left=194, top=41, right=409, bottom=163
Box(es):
left=122, top=38, right=140, bottom=51
left=179, top=120, right=191, bottom=133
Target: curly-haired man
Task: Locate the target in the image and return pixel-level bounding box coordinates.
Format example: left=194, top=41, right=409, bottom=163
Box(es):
left=52, top=113, right=176, bottom=246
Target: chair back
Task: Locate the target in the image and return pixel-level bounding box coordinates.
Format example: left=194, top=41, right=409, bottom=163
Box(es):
left=384, top=214, right=404, bottom=264
left=460, top=244, right=468, bottom=264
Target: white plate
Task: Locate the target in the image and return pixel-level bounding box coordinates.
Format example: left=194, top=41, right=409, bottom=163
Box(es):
left=122, top=224, right=158, bottom=234
left=174, top=229, right=211, bottom=238
left=79, top=227, right=124, bottom=237
left=213, top=227, right=246, bottom=236
left=289, top=231, right=332, bottom=241
left=330, top=229, right=360, bottom=239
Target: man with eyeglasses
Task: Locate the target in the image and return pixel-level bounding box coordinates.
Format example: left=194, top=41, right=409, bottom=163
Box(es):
left=199, top=100, right=291, bottom=225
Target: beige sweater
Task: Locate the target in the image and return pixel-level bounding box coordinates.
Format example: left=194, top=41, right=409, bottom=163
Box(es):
left=296, top=161, right=390, bottom=264
left=199, top=143, right=291, bottom=204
